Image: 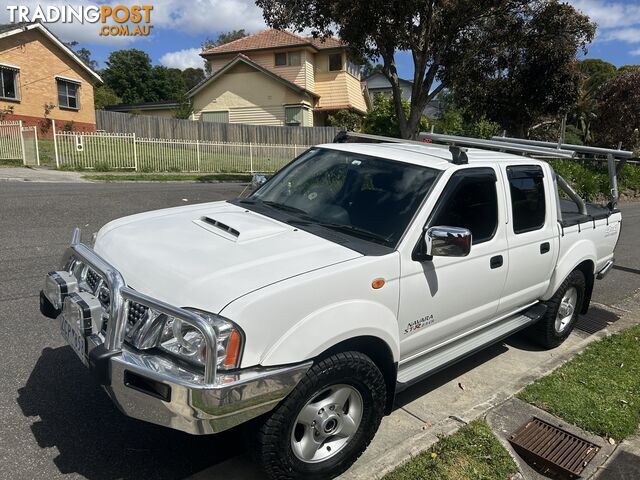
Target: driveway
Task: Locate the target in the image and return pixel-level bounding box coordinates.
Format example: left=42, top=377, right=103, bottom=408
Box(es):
left=1, top=182, right=638, bottom=479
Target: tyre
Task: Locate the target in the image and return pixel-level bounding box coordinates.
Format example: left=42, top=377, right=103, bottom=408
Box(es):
left=254, top=351, right=387, bottom=480
left=528, top=270, right=586, bottom=348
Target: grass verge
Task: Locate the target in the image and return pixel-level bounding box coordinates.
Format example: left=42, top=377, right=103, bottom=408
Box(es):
left=0, top=159, right=24, bottom=167
left=383, top=420, right=518, bottom=480
left=83, top=173, right=252, bottom=182
left=519, top=324, right=640, bottom=441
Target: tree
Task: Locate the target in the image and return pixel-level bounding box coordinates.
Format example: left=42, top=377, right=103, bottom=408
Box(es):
left=327, top=109, right=362, bottom=131
left=592, top=69, right=640, bottom=149
left=577, top=59, right=617, bottom=94
left=181, top=67, right=205, bottom=91
left=102, top=49, right=155, bottom=103
left=360, top=60, right=383, bottom=79
left=363, top=94, right=428, bottom=138
left=150, top=66, right=186, bottom=101
left=258, top=0, right=592, bottom=139
left=451, top=1, right=595, bottom=137
left=202, top=30, right=248, bottom=74
left=94, top=85, right=121, bottom=109
left=65, top=41, right=99, bottom=71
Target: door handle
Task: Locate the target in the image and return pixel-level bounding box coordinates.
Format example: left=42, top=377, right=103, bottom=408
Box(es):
left=540, top=242, right=550, bottom=254
left=490, top=255, right=503, bottom=269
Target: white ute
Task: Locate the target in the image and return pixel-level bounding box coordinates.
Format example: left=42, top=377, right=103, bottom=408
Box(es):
left=41, top=136, right=621, bottom=479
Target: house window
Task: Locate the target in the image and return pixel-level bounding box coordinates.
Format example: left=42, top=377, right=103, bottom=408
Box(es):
left=57, top=79, right=80, bottom=110
left=329, top=53, right=342, bottom=71
left=0, top=66, right=19, bottom=100
left=288, top=51, right=301, bottom=66
left=275, top=52, right=287, bottom=66
left=275, top=51, right=301, bottom=66
left=201, top=111, right=229, bottom=123
left=285, top=106, right=307, bottom=126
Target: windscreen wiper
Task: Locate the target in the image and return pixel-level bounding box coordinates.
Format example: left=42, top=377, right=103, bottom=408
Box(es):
left=261, top=201, right=311, bottom=218
left=289, top=219, right=390, bottom=244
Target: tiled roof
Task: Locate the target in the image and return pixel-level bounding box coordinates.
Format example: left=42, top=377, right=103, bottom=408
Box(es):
left=202, top=28, right=344, bottom=55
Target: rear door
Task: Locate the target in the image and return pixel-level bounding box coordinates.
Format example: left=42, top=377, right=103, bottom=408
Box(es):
left=499, top=164, right=558, bottom=313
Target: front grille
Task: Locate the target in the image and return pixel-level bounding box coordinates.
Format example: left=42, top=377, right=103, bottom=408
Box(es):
left=128, top=301, right=149, bottom=329
left=86, top=268, right=101, bottom=292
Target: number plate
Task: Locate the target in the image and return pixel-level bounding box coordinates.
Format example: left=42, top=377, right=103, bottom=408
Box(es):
left=60, top=315, right=88, bottom=366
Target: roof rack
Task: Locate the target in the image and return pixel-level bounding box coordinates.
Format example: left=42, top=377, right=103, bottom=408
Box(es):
left=333, top=131, right=471, bottom=164
left=419, top=132, right=576, bottom=159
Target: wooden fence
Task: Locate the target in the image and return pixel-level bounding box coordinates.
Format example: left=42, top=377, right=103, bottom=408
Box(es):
left=96, top=110, right=341, bottom=144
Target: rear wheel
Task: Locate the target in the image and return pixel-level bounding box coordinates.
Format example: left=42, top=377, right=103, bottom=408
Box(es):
left=528, top=270, right=585, bottom=348
left=254, top=351, right=386, bottom=480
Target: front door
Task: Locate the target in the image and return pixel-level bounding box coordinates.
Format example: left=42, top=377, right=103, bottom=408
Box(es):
left=398, top=167, right=509, bottom=362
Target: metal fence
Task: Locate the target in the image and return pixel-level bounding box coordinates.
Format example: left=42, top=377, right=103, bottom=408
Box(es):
left=96, top=109, right=340, bottom=144
left=53, top=129, right=308, bottom=173
left=0, top=121, right=24, bottom=160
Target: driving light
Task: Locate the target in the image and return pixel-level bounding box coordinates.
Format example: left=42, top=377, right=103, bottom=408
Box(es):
left=44, top=271, right=79, bottom=310
left=158, top=310, right=244, bottom=371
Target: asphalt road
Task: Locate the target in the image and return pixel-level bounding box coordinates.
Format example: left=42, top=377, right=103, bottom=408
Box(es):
left=0, top=182, right=638, bottom=480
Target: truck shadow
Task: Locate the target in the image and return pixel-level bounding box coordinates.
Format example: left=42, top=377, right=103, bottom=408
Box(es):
left=17, top=346, right=246, bottom=480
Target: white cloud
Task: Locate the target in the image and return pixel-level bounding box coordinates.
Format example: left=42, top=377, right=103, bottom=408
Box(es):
left=631, top=48, right=640, bottom=56
left=159, top=47, right=204, bottom=69
left=568, top=1, right=640, bottom=56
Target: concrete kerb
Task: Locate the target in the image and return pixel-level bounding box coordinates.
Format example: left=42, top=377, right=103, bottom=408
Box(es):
left=340, top=296, right=640, bottom=480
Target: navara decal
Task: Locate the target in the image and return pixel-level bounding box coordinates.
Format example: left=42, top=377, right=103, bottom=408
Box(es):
left=404, top=314, right=435, bottom=335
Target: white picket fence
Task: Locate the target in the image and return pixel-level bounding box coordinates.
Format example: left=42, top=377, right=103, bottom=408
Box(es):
left=0, top=121, right=24, bottom=160
left=0, top=120, right=39, bottom=165
left=53, top=124, right=308, bottom=173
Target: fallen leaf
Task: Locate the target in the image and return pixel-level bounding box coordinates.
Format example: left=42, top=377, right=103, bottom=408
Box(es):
left=620, top=363, right=624, bottom=368
left=619, top=399, right=628, bottom=405
left=431, top=452, right=438, bottom=459
left=608, top=437, right=616, bottom=445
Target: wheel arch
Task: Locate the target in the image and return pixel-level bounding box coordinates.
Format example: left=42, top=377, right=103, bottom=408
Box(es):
left=319, top=335, right=398, bottom=415
left=574, top=259, right=595, bottom=314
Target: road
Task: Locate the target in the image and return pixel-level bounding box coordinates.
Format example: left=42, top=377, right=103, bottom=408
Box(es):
left=0, top=182, right=638, bottom=479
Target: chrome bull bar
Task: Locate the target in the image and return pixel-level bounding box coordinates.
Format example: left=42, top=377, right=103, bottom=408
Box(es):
left=66, top=228, right=219, bottom=384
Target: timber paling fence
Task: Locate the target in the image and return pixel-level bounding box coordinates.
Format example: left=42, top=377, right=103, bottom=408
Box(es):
left=96, top=110, right=341, bottom=144
left=53, top=126, right=309, bottom=173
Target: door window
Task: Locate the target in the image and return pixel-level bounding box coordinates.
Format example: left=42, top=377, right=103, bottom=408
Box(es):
left=507, top=165, right=546, bottom=234
left=430, top=169, right=498, bottom=245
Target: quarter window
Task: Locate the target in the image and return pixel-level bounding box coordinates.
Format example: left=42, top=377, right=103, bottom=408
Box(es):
left=57, top=79, right=80, bottom=109
left=507, top=165, right=546, bottom=234
left=430, top=169, right=499, bottom=245
left=0, top=66, right=18, bottom=100
left=329, top=53, right=342, bottom=71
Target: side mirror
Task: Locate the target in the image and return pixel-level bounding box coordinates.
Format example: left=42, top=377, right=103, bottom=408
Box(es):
left=425, top=226, right=472, bottom=258
left=251, top=172, right=267, bottom=190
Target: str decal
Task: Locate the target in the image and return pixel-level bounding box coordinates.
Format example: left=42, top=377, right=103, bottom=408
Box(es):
left=404, top=314, right=434, bottom=335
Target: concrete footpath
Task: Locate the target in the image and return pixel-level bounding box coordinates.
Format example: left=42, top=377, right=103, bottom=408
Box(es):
left=189, top=293, right=640, bottom=480
left=0, top=166, right=90, bottom=182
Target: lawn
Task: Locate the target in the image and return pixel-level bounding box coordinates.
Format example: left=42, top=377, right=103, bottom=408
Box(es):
left=384, top=420, right=518, bottom=480
left=84, top=173, right=253, bottom=182
left=519, top=325, right=640, bottom=441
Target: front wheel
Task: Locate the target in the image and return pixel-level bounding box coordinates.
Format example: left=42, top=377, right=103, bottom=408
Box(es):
left=254, top=351, right=387, bottom=480
left=527, top=270, right=586, bottom=348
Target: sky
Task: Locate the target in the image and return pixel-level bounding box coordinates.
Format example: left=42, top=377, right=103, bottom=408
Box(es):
left=2, top=0, right=640, bottom=78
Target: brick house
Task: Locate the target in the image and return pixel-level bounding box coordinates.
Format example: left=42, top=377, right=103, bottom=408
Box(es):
left=0, top=22, right=102, bottom=136
left=191, top=29, right=369, bottom=127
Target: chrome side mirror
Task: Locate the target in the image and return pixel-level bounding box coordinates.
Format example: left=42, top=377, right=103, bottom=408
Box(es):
left=251, top=172, right=267, bottom=190
left=425, top=226, right=472, bottom=257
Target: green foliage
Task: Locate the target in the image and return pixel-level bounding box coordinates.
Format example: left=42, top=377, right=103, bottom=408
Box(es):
left=434, top=93, right=500, bottom=139
left=577, top=59, right=617, bottom=94
left=361, top=61, right=383, bottom=79
left=93, top=85, right=121, bottom=109
left=363, top=95, right=428, bottom=138
left=384, top=420, right=518, bottom=480
left=519, top=325, right=640, bottom=441
left=93, top=161, right=112, bottom=172
left=548, top=159, right=640, bottom=200
left=174, top=95, right=193, bottom=119
left=593, top=69, right=640, bottom=149
left=62, top=121, right=75, bottom=132
left=150, top=66, right=186, bottom=101
left=327, top=109, right=362, bottom=131
left=182, top=67, right=205, bottom=91
left=102, top=49, right=155, bottom=103
left=0, top=104, right=14, bottom=120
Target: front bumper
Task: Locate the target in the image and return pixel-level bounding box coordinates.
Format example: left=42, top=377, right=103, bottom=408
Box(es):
left=41, top=228, right=311, bottom=435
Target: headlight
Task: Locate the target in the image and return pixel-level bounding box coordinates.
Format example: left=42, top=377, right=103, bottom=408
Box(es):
left=158, top=309, right=243, bottom=371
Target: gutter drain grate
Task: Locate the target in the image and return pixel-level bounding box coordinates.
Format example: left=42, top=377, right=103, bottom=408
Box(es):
left=509, top=417, right=600, bottom=478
